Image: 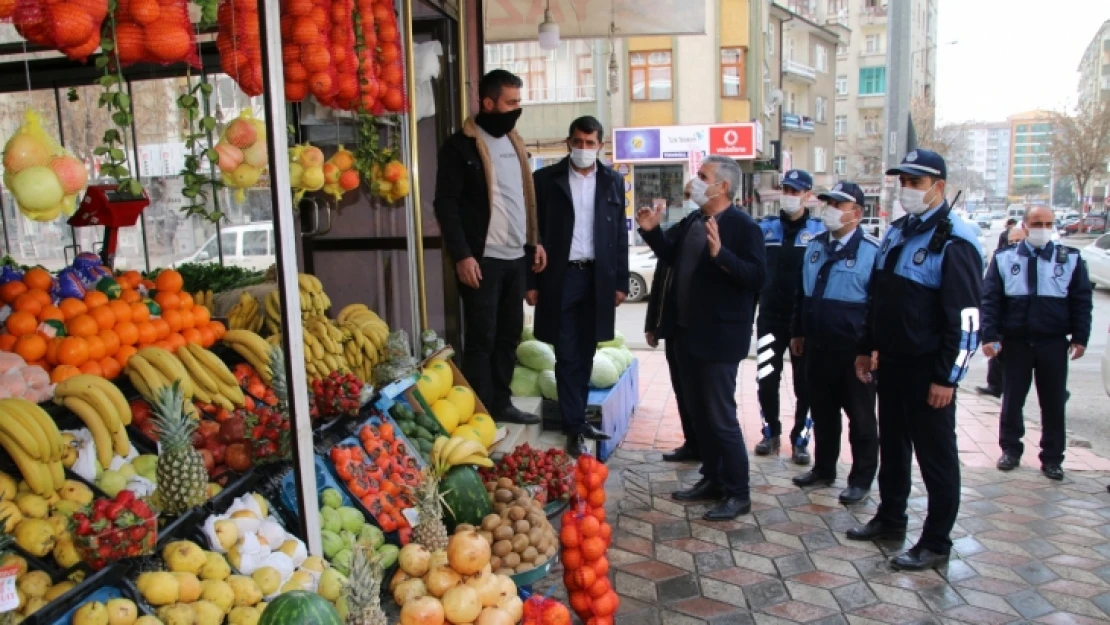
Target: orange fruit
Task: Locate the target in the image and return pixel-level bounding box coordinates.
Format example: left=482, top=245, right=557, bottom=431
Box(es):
left=89, top=306, right=116, bottom=331
left=130, top=302, right=150, bottom=323
left=192, top=306, right=211, bottom=327
left=25, top=289, right=51, bottom=308
left=0, top=281, right=27, bottom=304
left=85, top=335, right=106, bottom=361
left=181, top=328, right=202, bottom=345
left=0, top=335, right=17, bottom=352
left=120, top=290, right=141, bottom=304
left=22, top=268, right=53, bottom=292
left=84, top=291, right=109, bottom=309
left=135, top=321, right=157, bottom=345
left=115, top=321, right=139, bottom=346
left=67, top=314, right=99, bottom=338
left=180, top=309, right=195, bottom=330
left=151, top=318, right=170, bottom=341
left=208, top=320, right=227, bottom=339
left=120, top=270, right=142, bottom=289
left=115, top=345, right=137, bottom=367
left=178, top=292, right=194, bottom=310
left=154, top=269, right=183, bottom=293
left=162, top=309, right=183, bottom=333
left=152, top=340, right=173, bottom=352
left=59, top=298, right=88, bottom=320
left=99, top=329, right=120, bottom=357
left=140, top=279, right=155, bottom=291
left=50, top=364, right=81, bottom=383
left=6, top=311, right=38, bottom=337
left=44, top=337, right=63, bottom=365
left=108, top=300, right=132, bottom=324
left=154, top=291, right=179, bottom=312
left=166, top=333, right=186, bottom=352
left=13, top=334, right=46, bottom=362
left=78, top=360, right=103, bottom=377
left=38, top=305, right=64, bottom=324
left=12, top=293, right=43, bottom=316
left=57, top=337, right=89, bottom=367
left=99, top=357, right=121, bottom=380
left=197, top=326, right=216, bottom=348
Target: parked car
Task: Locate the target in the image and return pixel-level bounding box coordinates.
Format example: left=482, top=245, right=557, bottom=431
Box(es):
left=990, top=210, right=1006, bottom=219
left=976, top=216, right=992, bottom=230
left=1082, top=234, right=1110, bottom=288
left=627, top=248, right=658, bottom=302
left=1064, top=215, right=1108, bottom=235
left=1057, top=216, right=1080, bottom=232
left=178, top=222, right=275, bottom=270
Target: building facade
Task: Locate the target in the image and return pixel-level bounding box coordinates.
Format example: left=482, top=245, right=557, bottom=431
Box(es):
left=1077, top=20, right=1110, bottom=209
left=950, top=122, right=1010, bottom=208
left=1007, top=111, right=1072, bottom=206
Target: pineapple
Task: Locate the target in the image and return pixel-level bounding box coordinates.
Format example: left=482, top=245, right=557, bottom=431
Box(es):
left=269, top=346, right=287, bottom=411
left=412, top=468, right=449, bottom=551
left=342, top=542, right=386, bottom=625
left=151, top=381, right=209, bottom=516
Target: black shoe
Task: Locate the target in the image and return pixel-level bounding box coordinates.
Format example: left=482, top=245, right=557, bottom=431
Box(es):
left=498, top=405, right=541, bottom=425
left=662, top=446, right=699, bottom=462
left=754, top=435, right=780, bottom=456
left=846, top=518, right=907, bottom=541
left=580, top=423, right=611, bottom=441
left=975, top=386, right=1002, bottom=398
left=996, top=453, right=1020, bottom=471
left=703, top=496, right=752, bottom=521
left=891, top=545, right=950, bottom=571
left=792, top=470, right=834, bottom=488
left=792, top=444, right=811, bottom=466
left=565, top=434, right=588, bottom=458
left=1042, top=464, right=1064, bottom=481
left=672, top=478, right=722, bottom=502
left=838, top=486, right=870, bottom=505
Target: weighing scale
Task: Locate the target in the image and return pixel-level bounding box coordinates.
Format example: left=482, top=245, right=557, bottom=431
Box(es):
left=65, top=184, right=150, bottom=269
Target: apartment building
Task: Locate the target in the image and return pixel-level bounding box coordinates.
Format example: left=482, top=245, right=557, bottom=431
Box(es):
left=1077, top=20, right=1109, bottom=208
left=949, top=122, right=1010, bottom=206
left=1007, top=110, right=1071, bottom=204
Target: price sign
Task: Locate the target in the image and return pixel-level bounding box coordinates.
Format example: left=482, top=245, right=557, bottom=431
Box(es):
left=0, top=564, right=20, bottom=613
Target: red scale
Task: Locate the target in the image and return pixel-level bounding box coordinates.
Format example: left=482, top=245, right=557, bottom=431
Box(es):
left=67, top=184, right=150, bottom=269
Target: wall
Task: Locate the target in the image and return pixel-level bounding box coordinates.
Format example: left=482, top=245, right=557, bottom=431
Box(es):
left=627, top=36, right=675, bottom=126
left=674, top=0, right=718, bottom=124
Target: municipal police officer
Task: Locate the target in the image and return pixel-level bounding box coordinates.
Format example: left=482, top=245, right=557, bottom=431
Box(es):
left=789, top=182, right=879, bottom=505
left=848, top=149, right=983, bottom=571
left=981, top=205, right=1092, bottom=481
left=754, top=170, right=825, bottom=464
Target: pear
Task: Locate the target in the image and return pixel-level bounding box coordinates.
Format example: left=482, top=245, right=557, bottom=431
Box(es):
left=300, top=555, right=327, bottom=573
left=227, top=575, right=263, bottom=607
left=317, top=568, right=346, bottom=602
left=172, top=572, right=202, bottom=602
left=200, top=552, right=231, bottom=581
left=156, top=603, right=196, bottom=625
left=136, top=571, right=179, bottom=606
left=200, top=580, right=235, bottom=613
left=250, top=494, right=270, bottom=517
left=15, top=493, right=48, bottom=519
left=251, top=567, right=281, bottom=596
left=105, top=598, right=139, bottom=625
left=59, top=480, right=94, bottom=505
left=73, top=601, right=109, bottom=625
left=52, top=500, right=81, bottom=518
left=193, top=600, right=224, bottom=625
left=214, top=520, right=239, bottom=551
left=164, top=541, right=208, bottom=575
left=131, top=455, right=158, bottom=480
left=95, top=471, right=127, bottom=498
left=229, top=606, right=262, bottom=625
left=117, top=463, right=137, bottom=480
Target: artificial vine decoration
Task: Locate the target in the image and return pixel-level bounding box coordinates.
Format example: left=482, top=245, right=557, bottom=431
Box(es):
left=193, top=0, right=219, bottom=28
left=353, top=112, right=381, bottom=184
left=177, top=72, right=223, bottom=223
left=93, top=1, right=142, bottom=197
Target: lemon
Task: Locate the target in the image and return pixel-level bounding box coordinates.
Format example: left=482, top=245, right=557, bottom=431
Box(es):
left=414, top=374, right=439, bottom=403
left=452, top=427, right=484, bottom=445
left=446, top=386, right=476, bottom=423
left=429, top=361, right=454, bottom=398
left=468, top=415, right=497, bottom=448
left=431, top=400, right=460, bottom=434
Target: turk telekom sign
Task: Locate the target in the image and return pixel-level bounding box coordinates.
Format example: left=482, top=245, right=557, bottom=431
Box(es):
left=613, top=123, right=757, bottom=162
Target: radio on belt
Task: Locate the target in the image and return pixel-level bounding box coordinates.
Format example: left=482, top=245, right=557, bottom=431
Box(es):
left=67, top=184, right=150, bottom=269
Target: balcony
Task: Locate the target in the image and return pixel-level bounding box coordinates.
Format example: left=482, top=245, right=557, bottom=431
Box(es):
left=859, top=1, right=887, bottom=24
left=783, top=59, right=817, bottom=84
left=859, top=48, right=886, bottom=59
left=784, top=0, right=816, bottom=20
left=856, top=93, right=885, bottom=106
left=782, top=114, right=816, bottom=134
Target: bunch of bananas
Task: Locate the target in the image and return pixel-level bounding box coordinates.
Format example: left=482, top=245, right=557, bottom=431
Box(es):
left=53, top=375, right=131, bottom=469
left=124, top=347, right=200, bottom=419
left=303, top=316, right=349, bottom=382
left=192, top=289, right=215, bottom=313
left=430, top=436, right=493, bottom=476
left=177, top=343, right=246, bottom=410
left=337, top=304, right=390, bottom=383
left=227, top=292, right=263, bottom=332
left=262, top=274, right=333, bottom=334
left=223, top=330, right=274, bottom=385
left=0, top=398, right=66, bottom=495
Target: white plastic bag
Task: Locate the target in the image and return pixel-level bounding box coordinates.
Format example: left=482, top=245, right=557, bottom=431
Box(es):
left=415, top=41, right=443, bottom=121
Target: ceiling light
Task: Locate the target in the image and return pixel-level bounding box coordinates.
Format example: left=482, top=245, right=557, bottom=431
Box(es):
left=538, top=1, right=559, bottom=51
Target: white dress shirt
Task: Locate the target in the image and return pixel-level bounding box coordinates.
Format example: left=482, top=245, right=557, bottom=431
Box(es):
left=568, top=166, right=597, bottom=261
left=833, top=230, right=854, bottom=251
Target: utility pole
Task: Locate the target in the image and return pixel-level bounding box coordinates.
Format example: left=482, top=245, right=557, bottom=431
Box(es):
left=882, top=0, right=913, bottom=215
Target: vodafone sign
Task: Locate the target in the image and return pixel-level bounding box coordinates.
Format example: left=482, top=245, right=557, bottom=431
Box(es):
left=708, top=125, right=755, bottom=159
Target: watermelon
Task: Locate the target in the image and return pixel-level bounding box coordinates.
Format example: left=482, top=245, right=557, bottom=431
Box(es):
left=259, top=591, right=342, bottom=625
left=439, top=465, right=493, bottom=531
left=95, top=277, right=122, bottom=300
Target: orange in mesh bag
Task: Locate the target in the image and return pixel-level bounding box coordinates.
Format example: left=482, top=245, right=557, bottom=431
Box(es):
left=111, top=0, right=200, bottom=67
left=217, top=0, right=262, bottom=96
left=13, top=0, right=107, bottom=62
left=372, top=0, right=406, bottom=113
left=324, top=0, right=358, bottom=110
left=280, top=0, right=337, bottom=104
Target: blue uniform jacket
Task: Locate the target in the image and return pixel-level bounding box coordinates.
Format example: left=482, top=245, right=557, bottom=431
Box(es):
left=980, top=241, right=1093, bottom=346
left=758, top=213, right=825, bottom=320
left=791, top=228, right=880, bottom=351
left=860, top=202, right=984, bottom=387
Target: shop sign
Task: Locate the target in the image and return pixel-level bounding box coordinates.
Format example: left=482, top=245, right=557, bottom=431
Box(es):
left=613, top=128, right=660, bottom=162
left=138, top=143, right=187, bottom=177
left=660, top=126, right=706, bottom=159
left=707, top=125, right=755, bottom=158
left=614, top=123, right=757, bottom=162
left=861, top=185, right=882, bottom=197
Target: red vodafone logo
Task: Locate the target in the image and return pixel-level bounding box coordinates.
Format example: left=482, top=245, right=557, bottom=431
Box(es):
left=708, top=124, right=755, bottom=158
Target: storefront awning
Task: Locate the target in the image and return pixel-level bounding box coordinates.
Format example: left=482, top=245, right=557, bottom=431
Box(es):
left=483, top=0, right=706, bottom=42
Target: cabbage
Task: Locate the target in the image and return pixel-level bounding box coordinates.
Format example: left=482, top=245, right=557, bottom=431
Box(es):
left=598, top=347, right=627, bottom=373
left=511, top=366, right=541, bottom=396
left=516, top=340, right=556, bottom=371
left=598, top=330, right=625, bottom=349
left=618, top=346, right=635, bottom=368
left=590, top=353, right=620, bottom=389
left=521, top=326, right=535, bottom=342
left=538, top=370, right=558, bottom=400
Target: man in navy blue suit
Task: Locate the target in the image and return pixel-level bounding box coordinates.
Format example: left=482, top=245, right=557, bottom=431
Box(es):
left=637, top=156, right=767, bottom=521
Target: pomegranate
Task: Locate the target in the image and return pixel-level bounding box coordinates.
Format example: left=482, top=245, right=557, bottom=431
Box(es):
left=442, top=586, right=481, bottom=625
left=298, top=146, right=324, bottom=168
left=424, top=567, right=461, bottom=598
left=399, top=543, right=431, bottom=578
left=400, top=596, right=444, bottom=625
left=446, top=530, right=491, bottom=576
left=242, top=140, right=268, bottom=168
left=475, top=607, right=514, bottom=625
left=215, top=143, right=244, bottom=172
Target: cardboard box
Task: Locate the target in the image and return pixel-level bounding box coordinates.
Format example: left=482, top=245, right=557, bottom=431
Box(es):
left=406, top=349, right=507, bottom=447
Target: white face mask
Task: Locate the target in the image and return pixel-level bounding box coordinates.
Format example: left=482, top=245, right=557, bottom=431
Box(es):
left=899, top=182, right=938, bottom=215
left=780, top=195, right=803, bottom=215
left=570, top=148, right=597, bottom=169
left=1026, top=227, right=1053, bottom=248
left=689, top=178, right=722, bottom=208
left=822, top=207, right=847, bottom=231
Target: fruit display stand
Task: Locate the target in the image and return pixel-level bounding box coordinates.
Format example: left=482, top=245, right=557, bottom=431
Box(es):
left=537, top=358, right=639, bottom=462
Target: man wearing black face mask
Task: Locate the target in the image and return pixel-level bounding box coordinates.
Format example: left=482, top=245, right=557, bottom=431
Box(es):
left=433, top=70, right=547, bottom=425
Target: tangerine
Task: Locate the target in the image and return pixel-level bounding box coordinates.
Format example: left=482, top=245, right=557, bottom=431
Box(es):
left=0, top=281, right=27, bottom=304
left=115, top=321, right=139, bottom=346
left=49, top=4, right=95, bottom=47
left=151, top=318, right=170, bottom=341
left=50, top=365, right=81, bottom=384
left=154, top=291, right=179, bottom=312
left=152, top=340, right=173, bottom=352
left=0, top=335, right=17, bottom=352
left=99, top=329, right=120, bottom=356
left=161, top=309, right=183, bottom=333
left=108, top=300, right=132, bottom=324
left=78, top=360, right=103, bottom=377
left=25, top=289, right=51, bottom=308
left=22, top=267, right=53, bottom=291
left=67, top=314, right=99, bottom=338
left=99, top=357, right=121, bottom=380
left=177, top=292, right=194, bottom=310
left=197, top=326, right=216, bottom=348
left=37, top=305, right=64, bottom=324
left=84, top=291, right=109, bottom=309
left=85, top=335, right=106, bottom=361
left=179, top=309, right=195, bottom=330
left=58, top=298, right=88, bottom=320
left=57, top=337, right=89, bottom=367
left=88, top=306, right=116, bottom=331
left=120, top=270, right=142, bottom=289
left=192, top=306, right=211, bottom=327
left=180, top=327, right=202, bottom=345
left=120, top=290, right=141, bottom=304
left=6, top=311, right=38, bottom=337
left=12, top=293, right=43, bottom=316
left=135, top=321, right=157, bottom=345
left=115, top=345, right=137, bottom=367
left=208, top=320, right=227, bottom=339
left=44, top=337, right=63, bottom=365
left=154, top=268, right=184, bottom=293
left=130, top=302, right=150, bottom=322
left=144, top=23, right=191, bottom=63
left=13, top=334, right=46, bottom=362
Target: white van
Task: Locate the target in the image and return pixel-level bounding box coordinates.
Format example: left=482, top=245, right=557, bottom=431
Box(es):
left=1007, top=204, right=1027, bottom=220
left=179, top=222, right=274, bottom=271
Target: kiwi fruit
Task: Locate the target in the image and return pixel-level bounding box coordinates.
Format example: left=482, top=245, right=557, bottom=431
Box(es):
left=534, top=555, right=548, bottom=567
left=479, top=531, right=494, bottom=546
left=495, top=489, right=514, bottom=503
left=497, top=477, right=514, bottom=489
left=526, top=512, right=544, bottom=528
left=493, top=502, right=507, bottom=514
left=545, top=544, right=557, bottom=557
left=513, top=520, right=531, bottom=534
left=510, top=487, right=524, bottom=499
left=492, top=540, right=512, bottom=558
left=521, top=546, right=538, bottom=563
left=486, top=482, right=497, bottom=492
left=508, top=506, right=526, bottom=521
left=515, top=563, right=534, bottom=574
left=496, top=568, right=514, bottom=576
left=527, top=527, right=544, bottom=546
left=490, top=555, right=501, bottom=571
left=503, top=552, right=521, bottom=569
left=493, top=525, right=514, bottom=542
left=511, top=534, right=529, bottom=553
left=481, top=515, right=501, bottom=531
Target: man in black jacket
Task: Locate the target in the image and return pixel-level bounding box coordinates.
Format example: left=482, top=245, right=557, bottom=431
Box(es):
left=637, top=156, right=767, bottom=521
left=527, top=116, right=626, bottom=457
left=433, top=70, right=546, bottom=424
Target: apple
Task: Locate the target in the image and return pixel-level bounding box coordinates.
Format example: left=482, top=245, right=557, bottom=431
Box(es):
left=197, top=420, right=221, bottom=441
left=206, top=440, right=227, bottom=465
left=220, top=417, right=246, bottom=443
left=198, top=448, right=215, bottom=472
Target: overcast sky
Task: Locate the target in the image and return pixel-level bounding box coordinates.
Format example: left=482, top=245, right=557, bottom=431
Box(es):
left=935, top=0, right=1108, bottom=124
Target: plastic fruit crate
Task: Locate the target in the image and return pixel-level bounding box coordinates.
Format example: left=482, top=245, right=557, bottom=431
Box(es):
left=73, top=512, right=157, bottom=570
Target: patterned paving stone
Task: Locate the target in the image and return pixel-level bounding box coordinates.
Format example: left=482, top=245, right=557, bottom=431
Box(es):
left=789, top=571, right=856, bottom=590
left=761, top=600, right=837, bottom=623
left=943, top=605, right=1019, bottom=625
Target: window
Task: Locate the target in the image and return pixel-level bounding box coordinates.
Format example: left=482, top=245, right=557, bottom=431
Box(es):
left=815, top=45, right=828, bottom=72
left=520, top=58, right=547, bottom=102
left=242, top=230, right=269, bottom=256
left=834, top=155, right=847, bottom=175
left=815, top=147, right=827, bottom=173
left=835, top=75, right=847, bottom=95
left=836, top=44, right=848, bottom=57
left=576, top=54, right=593, bottom=99
left=483, top=40, right=597, bottom=103
left=835, top=115, right=847, bottom=136
left=815, top=96, right=827, bottom=122
left=720, top=48, right=746, bottom=98
left=630, top=50, right=672, bottom=101
left=766, top=24, right=774, bottom=56
left=859, top=67, right=886, bottom=95
left=863, top=116, right=881, bottom=135
left=785, top=91, right=796, bottom=114
left=865, top=34, right=881, bottom=54
left=1095, top=234, right=1110, bottom=250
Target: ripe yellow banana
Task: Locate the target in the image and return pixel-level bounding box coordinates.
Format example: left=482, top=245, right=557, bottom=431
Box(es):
left=0, top=431, right=52, bottom=495
left=64, top=397, right=113, bottom=468
left=53, top=378, right=121, bottom=436
left=49, top=459, right=64, bottom=491
left=176, top=345, right=220, bottom=394
left=139, top=348, right=194, bottom=398
left=0, top=403, right=44, bottom=461
left=127, top=355, right=169, bottom=399
left=78, top=376, right=133, bottom=426
left=1, top=400, right=51, bottom=461
left=445, top=439, right=488, bottom=467
left=13, top=399, right=64, bottom=462
left=187, top=343, right=238, bottom=387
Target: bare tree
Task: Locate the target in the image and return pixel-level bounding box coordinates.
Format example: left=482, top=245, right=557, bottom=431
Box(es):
left=1049, top=100, right=1110, bottom=211
left=1013, top=181, right=1049, bottom=203
left=910, top=96, right=966, bottom=157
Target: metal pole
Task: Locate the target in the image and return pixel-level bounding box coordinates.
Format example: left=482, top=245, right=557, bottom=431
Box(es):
left=457, top=0, right=468, bottom=124
left=882, top=0, right=912, bottom=215
left=255, top=0, right=320, bottom=555
left=401, top=0, right=428, bottom=338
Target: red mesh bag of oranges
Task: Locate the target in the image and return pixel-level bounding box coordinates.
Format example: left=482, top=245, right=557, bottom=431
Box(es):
left=13, top=0, right=107, bottom=62
left=111, top=0, right=200, bottom=68
left=324, top=0, right=358, bottom=110
left=217, top=0, right=262, bottom=96
left=559, top=455, right=618, bottom=625
left=280, top=0, right=338, bottom=104
left=372, top=0, right=407, bottom=113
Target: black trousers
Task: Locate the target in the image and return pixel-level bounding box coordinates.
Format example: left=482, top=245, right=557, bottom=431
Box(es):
left=806, top=348, right=878, bottom=488
left=554, top=267, right=597, bottom=434
left=986, top=356, right=1003, bottom=392
left=999, top=337, right=1069, bottom=465
left=674, top=331, right=749, bottom=498
left=460, top=257, right=525, bottom=415
left=756, top=315, right=809, bottom=443
left=666, top=338, right=698, bottom=456
left=875, top=357, right=960, bottom=554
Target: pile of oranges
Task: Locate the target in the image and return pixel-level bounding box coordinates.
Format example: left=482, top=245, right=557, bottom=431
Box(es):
left=12, top=0, right=108, bottom=62
left=0, top=268, right=226, bottom=384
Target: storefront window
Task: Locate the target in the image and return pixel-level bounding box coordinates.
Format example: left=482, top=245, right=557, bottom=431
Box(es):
left=631, top=164, right=686, bottom=244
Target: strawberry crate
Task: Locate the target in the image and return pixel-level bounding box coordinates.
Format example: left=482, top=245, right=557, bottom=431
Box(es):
left=71, top=496, right=159, bottom=570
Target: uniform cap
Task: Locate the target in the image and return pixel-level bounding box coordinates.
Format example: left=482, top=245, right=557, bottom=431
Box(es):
left=781, top=169, right=813, bottom=191
left=818, top=181, right=866, bottom=206
left=886, top=149, right=947, bottom=179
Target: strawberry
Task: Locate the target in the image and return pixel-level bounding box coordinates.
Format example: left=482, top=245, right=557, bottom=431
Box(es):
left=116, top=490, right=135, bottom=506
left=75, top=516, right=92, bottom=536
left=129, top=500, right=154, bottom=520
